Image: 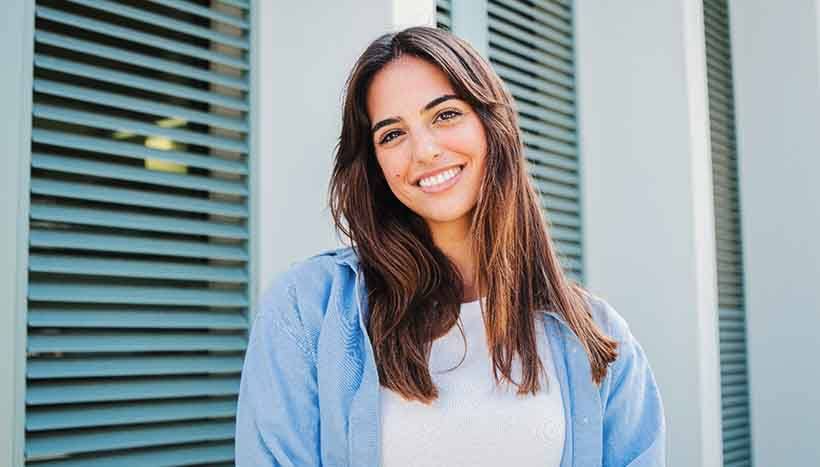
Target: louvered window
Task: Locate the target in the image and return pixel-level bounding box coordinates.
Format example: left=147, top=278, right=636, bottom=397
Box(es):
left=436, top=0, right=452, bottom=31
left=487, top=0, right=581, bottom=282
left=26, top=0, right=251, bottom=465
left=703, top=1, right=754, bottom=465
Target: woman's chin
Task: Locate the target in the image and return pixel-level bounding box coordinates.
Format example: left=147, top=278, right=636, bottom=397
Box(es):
left=418, top=206, right=476, bottom=226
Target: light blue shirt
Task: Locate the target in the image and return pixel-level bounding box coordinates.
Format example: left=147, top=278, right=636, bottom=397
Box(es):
left=236, top=246, right=667, bottom=466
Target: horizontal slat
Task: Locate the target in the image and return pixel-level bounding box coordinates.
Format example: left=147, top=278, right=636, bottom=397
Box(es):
left=526, top=161, right=577, bottom=186
left=30, top=204, right=248, bottom=239
left=719, top=308, right=744, bottom=319
left=506, top=80, right=574, bottom=115
left=514, top=98, right=575, bottom=130
left=34, top=79, right=248, bottom=132
left=436, top=12, right=451, bottom=28
left=544, top=210, right=581, bottom=228
left=148, top=0, right=249, bottom=29
left=26, top=440, right=234, bottom=467
left=489, top=31, right=572, bottom=74
left=28, top=307, right=247, bottom=330
left=552, top=239, right=581, bottom=257
left=28, top=283, right=248, bottom=307
left=27, top=397, right=237, bottom=431
left=28, top=354, right=244, bottom=379
left=37, top=6, right=248, bottom=70
left=67, top=0, right=248, bottom=49
left=526, top=147, right=577, bottom=171
left=217, top=0, right=250, bottom=8
left=544, top=224, right=580, bottom=243
left=30, top=229, right=248, bottom=261
left=489, top=47, right=573, bottom=88
left=489, top=16, right=572, bottom=61
left=537, top=190, right=580, bottom=214
left=528, top=0, right=571, bottom=20
left=32, top=153, right=248, bottom=197
left=27, top=376, right=239, bottom=405
left=28, top=331, right=247, bottom=353
left=494, top=0, right=572, bottom=32
left=518, top=114, right=576, bottom=144
left=35, top=31, right=248, bottom=91
left=494, top=61, right=574, bottom=102
left=30, top=178, right=247, bottom=218
left=522, top=131, right=577, bottom=159
left=29, top=254, right=248, bottom=283
left=35, top=55, right=248, bottom=111
left=488, top=1, right=571, bottom=45
left=531, top=177, right=578, bottom=200
left=33, top=104, right=248, bottom=153
left=26, top=419, right=234, bottom=459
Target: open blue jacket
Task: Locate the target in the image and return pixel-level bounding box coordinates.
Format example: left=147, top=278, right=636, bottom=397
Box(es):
left=236, top=246, right=666, bottom=466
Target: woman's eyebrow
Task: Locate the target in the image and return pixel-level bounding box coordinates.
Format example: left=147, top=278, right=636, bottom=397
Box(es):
left=423, top=94, right=459, bottom=112
left=371, top=117, right=400, bottom=135
left=370, top=94, right=460, bottom=135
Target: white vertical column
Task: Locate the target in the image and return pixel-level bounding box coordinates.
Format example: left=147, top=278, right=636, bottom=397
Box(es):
left=451, top=0, right=488, bottom=57
left=255, top=0, right=436, bottom=306
left=575, top=1, right=723, bottom=466
left=730, top=1, right=820, bottom=464
left=393, top=0, right=436, bottom=30
left=0, top=1, right=33, bottom=466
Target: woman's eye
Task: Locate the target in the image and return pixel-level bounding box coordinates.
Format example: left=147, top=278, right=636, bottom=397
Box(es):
left=379, top=130, right=402, bottom=145
left=436, top=110, right=461, bottom=122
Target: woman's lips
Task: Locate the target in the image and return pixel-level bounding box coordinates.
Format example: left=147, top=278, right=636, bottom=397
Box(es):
left=417, top=164, right=465, bottom=193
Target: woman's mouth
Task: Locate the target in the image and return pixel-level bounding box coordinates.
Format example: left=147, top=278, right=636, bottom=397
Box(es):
left=416, top=164, right=465, bottom=193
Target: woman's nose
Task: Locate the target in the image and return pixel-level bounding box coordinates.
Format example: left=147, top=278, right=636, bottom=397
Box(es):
left=411, top=130, right=442, bottom=163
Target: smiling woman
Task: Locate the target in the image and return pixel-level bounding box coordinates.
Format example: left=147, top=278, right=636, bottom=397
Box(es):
left=236, top=26, right=666, bottom=467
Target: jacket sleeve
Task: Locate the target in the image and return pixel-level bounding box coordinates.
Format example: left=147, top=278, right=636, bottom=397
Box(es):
left=600, top=302, right=667, bottom=467
left=235, top=275, right=321, bottom=466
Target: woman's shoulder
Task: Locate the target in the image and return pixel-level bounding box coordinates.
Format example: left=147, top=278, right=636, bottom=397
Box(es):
left=576, top=287, right=634, bottom=345
left=255, top=246, right=359, bottom=336
left=263, top=245, right=357, bottom=296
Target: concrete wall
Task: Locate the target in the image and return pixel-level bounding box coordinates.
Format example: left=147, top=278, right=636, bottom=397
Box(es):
left=255, top=0, right=436, bottom=301
left=730, top=0, right=820, bottom=464
left=575, top=1, right=723, bottom=465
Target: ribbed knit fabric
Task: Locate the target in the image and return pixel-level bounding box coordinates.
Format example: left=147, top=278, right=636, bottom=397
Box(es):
left=379, top=298, right=565, bottom=467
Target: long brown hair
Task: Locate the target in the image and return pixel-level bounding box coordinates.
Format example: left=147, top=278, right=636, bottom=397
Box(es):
left=329, top=26, right=617, bottom=404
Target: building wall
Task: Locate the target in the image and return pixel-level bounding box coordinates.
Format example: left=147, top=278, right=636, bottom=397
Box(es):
left=575, top=1, right=723, bottom=465
left=730, top=0, right=820, bottom=464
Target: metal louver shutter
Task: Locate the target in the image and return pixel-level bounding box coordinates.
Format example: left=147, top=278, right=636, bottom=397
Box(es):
left=436, top=0, right=452, bottom=31
left=487, top=0, right=581, bottom=282
left=25, top=0, right=251, bottom=465
left=703, top=1, right=753, bottom=466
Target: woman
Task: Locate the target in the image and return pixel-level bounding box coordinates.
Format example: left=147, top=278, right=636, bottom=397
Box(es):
left=236, top=26, right=665, bottom=466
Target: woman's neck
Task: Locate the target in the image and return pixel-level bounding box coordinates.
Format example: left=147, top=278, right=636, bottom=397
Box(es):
left=427, top=215, right=478, bottom=302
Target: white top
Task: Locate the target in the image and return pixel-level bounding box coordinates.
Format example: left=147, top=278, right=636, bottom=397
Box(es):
left=379, top=298, right=565, bottom=467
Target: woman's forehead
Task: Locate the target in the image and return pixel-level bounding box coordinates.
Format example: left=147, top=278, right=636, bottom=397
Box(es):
left=366, top=56, right=456, bottom=118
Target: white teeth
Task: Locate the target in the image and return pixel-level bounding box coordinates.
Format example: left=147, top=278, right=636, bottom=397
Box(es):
left=419, top=166, right=462, bottom=188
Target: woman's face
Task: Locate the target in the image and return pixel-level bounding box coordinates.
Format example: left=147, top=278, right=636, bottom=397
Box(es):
left=366, top=55, right=487, bottom=230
